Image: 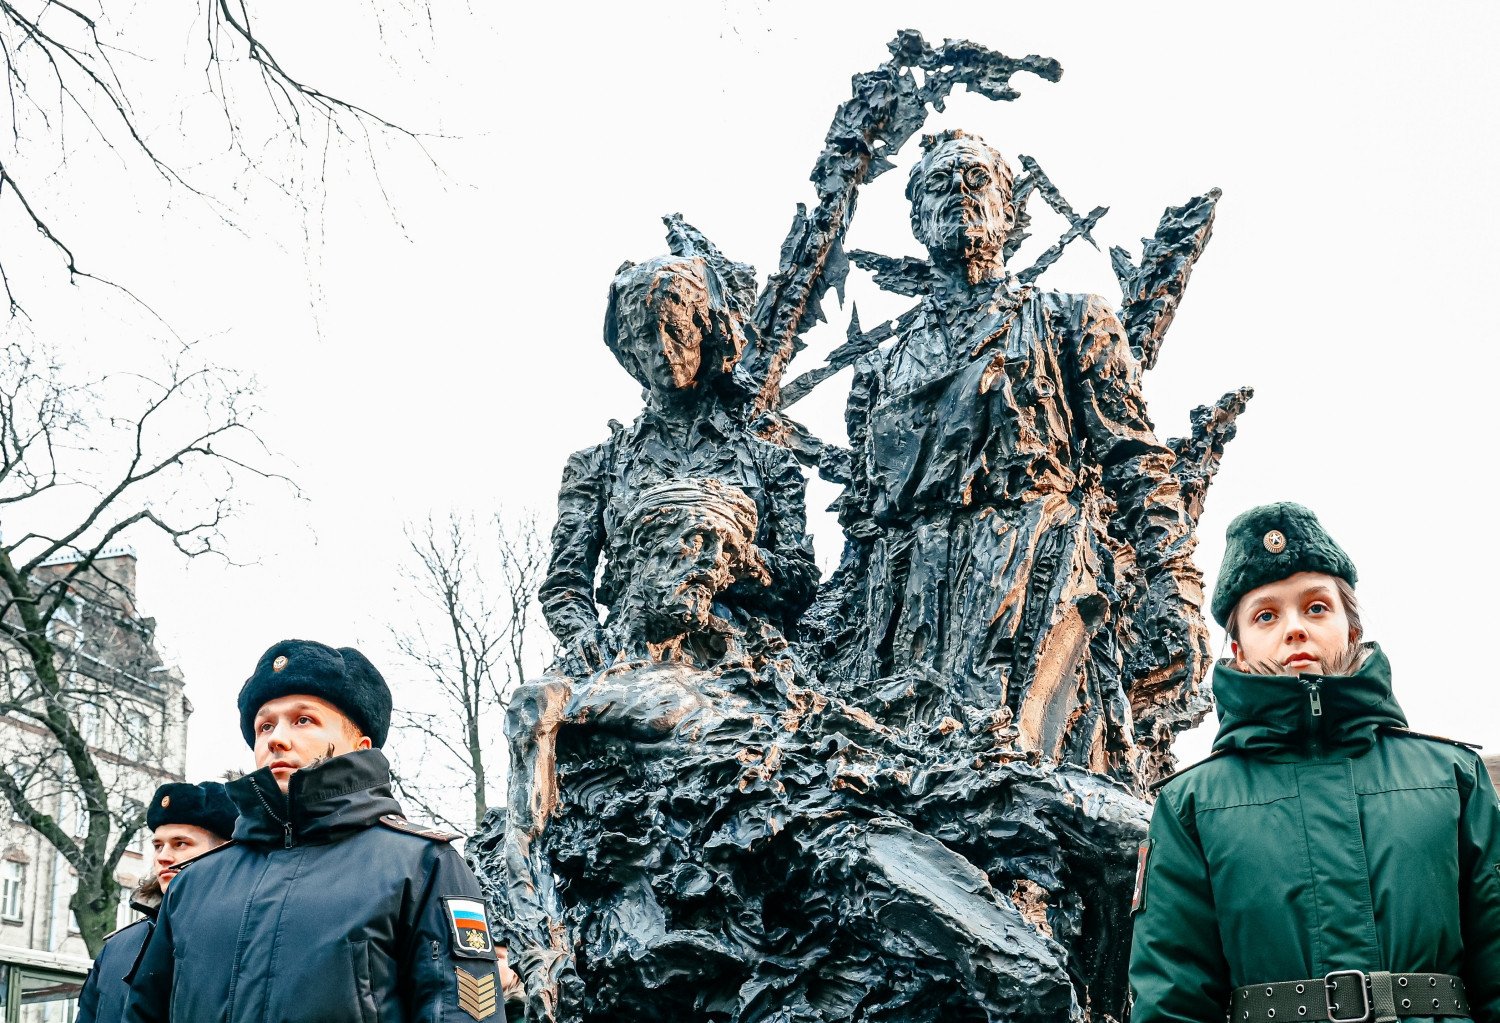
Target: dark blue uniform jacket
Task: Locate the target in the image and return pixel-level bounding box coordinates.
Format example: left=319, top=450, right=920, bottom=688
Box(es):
left=123, top=749, right=502, bottom=1023
left=76, top=900, right=155, bottom=1023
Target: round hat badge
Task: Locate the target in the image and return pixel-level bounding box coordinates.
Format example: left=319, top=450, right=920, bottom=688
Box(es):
left=160, top=795, right=171, bottom=808
left=1263, top=529, right=1287, bottom=554
left=272, top=655, right=288, bottom=672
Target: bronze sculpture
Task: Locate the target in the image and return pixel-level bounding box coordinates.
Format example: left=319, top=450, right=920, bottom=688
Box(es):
left=477, top=31, right=1251, bottom=1023
left=823, top=129, right=1208, bottom=779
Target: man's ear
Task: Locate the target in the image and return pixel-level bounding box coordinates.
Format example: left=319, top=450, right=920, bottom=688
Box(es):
left=356, top=735, right=372, bottom=751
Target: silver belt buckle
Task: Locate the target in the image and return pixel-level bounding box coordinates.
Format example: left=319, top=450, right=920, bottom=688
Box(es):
left=1325, top=970, right=1372, bottom=1023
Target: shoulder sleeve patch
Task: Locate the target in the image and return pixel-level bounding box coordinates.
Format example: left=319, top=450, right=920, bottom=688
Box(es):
left=1149, top=748, right=1232, bottom=793
left=1380, top=726, right=1483, bottom=752
left=1130, top=839, right=1152, bottom=914
left=444, top=897, right=498, bottom=961
left=379, top=814, right=462, bottom=842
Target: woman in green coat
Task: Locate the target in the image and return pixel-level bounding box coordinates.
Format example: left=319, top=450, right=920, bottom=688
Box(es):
left=1129, top=502, right=1500, bottom=1023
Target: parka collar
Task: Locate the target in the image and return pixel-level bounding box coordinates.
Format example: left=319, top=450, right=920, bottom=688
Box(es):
left=1210, top=643, right=1407, bottom=757
left=228, top=747, right=401, bottom=848
left=129, top=874, right=162, bottom=920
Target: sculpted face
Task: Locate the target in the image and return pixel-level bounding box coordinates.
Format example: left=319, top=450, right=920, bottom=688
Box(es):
left=909, top=136, right=1014, bottom=282
left=626, top=479, right=769, bottom=644
left=610, top=259, right=713, bottom=397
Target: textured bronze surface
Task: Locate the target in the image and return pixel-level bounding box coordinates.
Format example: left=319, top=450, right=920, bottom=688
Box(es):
left=472, top=31, right=1249, bottom=1023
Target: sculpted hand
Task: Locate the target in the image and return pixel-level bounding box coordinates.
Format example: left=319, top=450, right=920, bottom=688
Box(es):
left=564, top=626, right=609, bottom=675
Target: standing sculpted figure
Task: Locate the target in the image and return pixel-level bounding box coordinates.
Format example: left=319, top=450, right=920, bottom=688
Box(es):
left=835, top=129, right=1210, bottom=772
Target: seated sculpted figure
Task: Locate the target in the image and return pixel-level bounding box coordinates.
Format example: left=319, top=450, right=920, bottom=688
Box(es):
left=504, top=256, right=819, bottom=1018
left=506, top=470, right=1119, bottom=1023
left=835, top=129, right=1210, bottom=772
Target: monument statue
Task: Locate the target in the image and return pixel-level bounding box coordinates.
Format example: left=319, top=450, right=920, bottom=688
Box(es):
left=813, top=128, right=1207, bottom=781
left=473, top=31, right=1252, bottom=1023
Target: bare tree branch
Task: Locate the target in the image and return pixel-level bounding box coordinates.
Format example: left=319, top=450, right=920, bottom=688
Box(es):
left=388, top=509, right=552, bottom=831
left=0, top=331, right=293, bottom=953
left=1, top=0, right=436, bottom=315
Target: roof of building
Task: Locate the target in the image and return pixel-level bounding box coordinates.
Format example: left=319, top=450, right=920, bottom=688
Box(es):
left=36, top=545, right=137, bottom=567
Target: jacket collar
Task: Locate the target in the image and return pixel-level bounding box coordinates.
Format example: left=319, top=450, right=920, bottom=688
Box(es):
left=1210, top=643, right=1407, bottom=757
left=129, top=874, right=162, bottom=920
left=227, top=747, right=401, bottom=847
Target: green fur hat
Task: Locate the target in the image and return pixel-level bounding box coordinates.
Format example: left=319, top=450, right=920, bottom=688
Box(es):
left=1211, top=502, right=1357, bottom=627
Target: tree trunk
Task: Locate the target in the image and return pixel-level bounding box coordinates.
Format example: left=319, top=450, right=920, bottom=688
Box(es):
left=72, top=878, right=121, bottom=959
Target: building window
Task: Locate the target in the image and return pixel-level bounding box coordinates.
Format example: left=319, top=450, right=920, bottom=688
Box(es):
left=78, top=702, right=102, bottom=746
left=2, top=860, right=24, bottom=921
left=121, top=707, right=152, bottom=760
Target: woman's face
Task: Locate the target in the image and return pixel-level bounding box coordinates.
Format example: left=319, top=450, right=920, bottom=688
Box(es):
left=1231, top=571, right=1357, bottom=675
left=627, top=271, right=707, bottom=396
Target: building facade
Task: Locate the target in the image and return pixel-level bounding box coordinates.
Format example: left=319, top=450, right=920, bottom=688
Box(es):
left=0, top=549, right=189, bottom=970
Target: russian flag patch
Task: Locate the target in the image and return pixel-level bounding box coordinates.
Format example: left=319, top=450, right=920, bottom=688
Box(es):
left=443, top=897, right=495, bottom=958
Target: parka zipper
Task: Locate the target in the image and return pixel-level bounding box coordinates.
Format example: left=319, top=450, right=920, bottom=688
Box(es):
left=1303, top=677, right=1324, bottom=756
left=251, top=778, right=295, bottom=848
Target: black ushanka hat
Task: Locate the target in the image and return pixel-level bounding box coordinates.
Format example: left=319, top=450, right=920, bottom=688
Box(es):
left=1211, top=502, right=1357, bottom=627
left=236, top=639, right=392, bottom=748
left=147, top=781, right=237, bottom=839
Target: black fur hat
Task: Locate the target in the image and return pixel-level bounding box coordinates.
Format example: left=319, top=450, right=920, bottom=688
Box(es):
left=146, top=781, right=237, bottom=839
left=237, top=639, right=392, bottom=748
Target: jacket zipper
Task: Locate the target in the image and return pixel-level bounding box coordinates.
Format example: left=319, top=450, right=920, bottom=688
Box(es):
left=252, top=779, right=295, bottom=848
left=1303, top=678, right=1324, bottom=756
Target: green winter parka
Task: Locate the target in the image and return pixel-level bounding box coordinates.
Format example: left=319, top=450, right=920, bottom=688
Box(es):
left=1129, top=644, right=1500, bottom=1023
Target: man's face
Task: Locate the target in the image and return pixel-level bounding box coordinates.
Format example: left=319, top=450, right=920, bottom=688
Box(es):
left=151, top=824, right=223, bottom=890
left=1232, top=572, right=1356, bottom=675
left=910, top=139, right=1012, bottom=273
left=253, top=694, right=371, bottom=793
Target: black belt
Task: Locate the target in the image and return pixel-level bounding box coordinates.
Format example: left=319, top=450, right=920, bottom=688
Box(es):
left=1232, top=971, right=1469, bottom=1023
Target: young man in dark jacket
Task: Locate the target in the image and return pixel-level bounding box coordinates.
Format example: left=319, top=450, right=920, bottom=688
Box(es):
left=1130, top=503, right=1500, bottom=1023
left=123, top=639, right=505, bottom=1023
left=76, top=780, right=236, bottom=1023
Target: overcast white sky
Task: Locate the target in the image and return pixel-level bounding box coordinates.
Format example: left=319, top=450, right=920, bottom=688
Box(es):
left=10, top=0, right=1498, bottom=789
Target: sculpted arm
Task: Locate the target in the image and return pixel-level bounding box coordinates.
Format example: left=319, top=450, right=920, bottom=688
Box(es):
left=1072, top=295, right=1196, bottom=577
left=727, top=443, right=819, bottom=627
left=1071, top=294, right=1209, bottom=680
left=537, top=443, right=609, bottom=671
left=835, top=354, right=881, bottom=535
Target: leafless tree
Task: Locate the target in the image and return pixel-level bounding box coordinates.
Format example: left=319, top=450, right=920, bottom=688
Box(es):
left=388, top=511, right=551, bottom=832
left=0, top=0, right=433, bottom=316
left=0, top=335, right=289, bottom=954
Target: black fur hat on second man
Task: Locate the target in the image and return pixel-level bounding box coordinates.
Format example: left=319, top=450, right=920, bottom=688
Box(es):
left=147, top=781, right=237, bottom=840
left=236, top=639, right=392, bottom=748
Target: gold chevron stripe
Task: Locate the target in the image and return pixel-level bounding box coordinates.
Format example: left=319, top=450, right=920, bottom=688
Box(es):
left=456, top=968, right=497, bottom=1020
